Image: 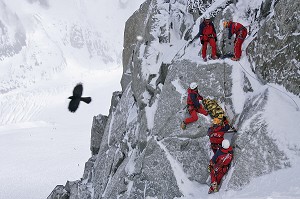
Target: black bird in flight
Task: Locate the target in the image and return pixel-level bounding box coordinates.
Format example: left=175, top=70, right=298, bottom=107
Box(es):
left=68, top=83, right=92, bottom=112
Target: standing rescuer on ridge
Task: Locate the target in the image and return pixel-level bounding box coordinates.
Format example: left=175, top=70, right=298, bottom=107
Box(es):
left=223, top=21, right=247, bottom=61
left=191, top=14, right=218, bottom=62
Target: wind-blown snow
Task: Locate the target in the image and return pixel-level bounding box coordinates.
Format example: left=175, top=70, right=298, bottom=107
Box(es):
left=145, top=99, right=159, bottom=130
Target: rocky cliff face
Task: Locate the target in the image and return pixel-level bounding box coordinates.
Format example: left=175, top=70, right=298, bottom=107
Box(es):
left=48, top=0, right=298, bottom=198
left=247, top=0, right=300, bottom=96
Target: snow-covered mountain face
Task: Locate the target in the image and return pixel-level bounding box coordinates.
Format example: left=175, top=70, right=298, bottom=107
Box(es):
left=48, top=0, right=300, bottom=199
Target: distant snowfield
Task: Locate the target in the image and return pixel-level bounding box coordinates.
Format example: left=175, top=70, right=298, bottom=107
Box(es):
left=0, top=0, right=144, bottom=199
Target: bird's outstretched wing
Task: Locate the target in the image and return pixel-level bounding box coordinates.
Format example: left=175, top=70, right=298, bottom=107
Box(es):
left=73, top=83, right=83, bottom=97
left=68, top=99, right=80, bottom=112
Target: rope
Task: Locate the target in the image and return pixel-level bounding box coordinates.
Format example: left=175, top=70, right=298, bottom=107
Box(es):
left=222, top=60, right=238, bottom=131
left=223, top=61, right=226, bottom=101
left=222, top=61, right=229, bottom=118
left=171, top=42, right=189, bottom=62
left=170, top=18, right=198, bottom=63
left=235, top=60, right=300, bottom=111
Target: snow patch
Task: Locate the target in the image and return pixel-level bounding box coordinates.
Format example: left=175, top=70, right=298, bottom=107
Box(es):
left=145, top=99, right=159, bottom=130
left=171, top=78, right=186, bottom=102
left=264, top=86, right=300, bottom=153
left=126, top=102, right=138, bottom=125
left=136, top=35, right=143, bottom=41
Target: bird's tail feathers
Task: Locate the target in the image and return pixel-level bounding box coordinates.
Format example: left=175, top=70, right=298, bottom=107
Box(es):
left=81, top=97, right=92, bottom=104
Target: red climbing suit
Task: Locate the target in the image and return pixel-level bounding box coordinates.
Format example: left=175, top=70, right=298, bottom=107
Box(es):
left=209, top=146, right=233, bottom=192
left=199, top=20, right=217, bottom=59
left=207, top=119, right=230, bottom=153
left=227, top=21, right=248, bottom=59
left=184, top=88, right=208, bottom=124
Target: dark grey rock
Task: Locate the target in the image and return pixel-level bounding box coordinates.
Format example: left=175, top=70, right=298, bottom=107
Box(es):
left=247, top=0, right=300, bottom=96
left=128, top=139, right=182, bottom=199
left=65, top=181, right=79, bottom=199
left=83, top=155, right=97, bottom=182
left=122, top=0, right=153, bottom=92
left=47, top=185, right=69, bottom=199
left=242, top=72, right=254, bottom=93
left=109, top=91, right=122, bottom=114
left=163, top=137, right=210, bottom=183
left=90, top=114, right=108, bottom=155
left=66, top=180, right=93, bottom=199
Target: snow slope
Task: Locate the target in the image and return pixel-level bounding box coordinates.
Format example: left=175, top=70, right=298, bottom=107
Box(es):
left=0, top=0, right=145, bottom=199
